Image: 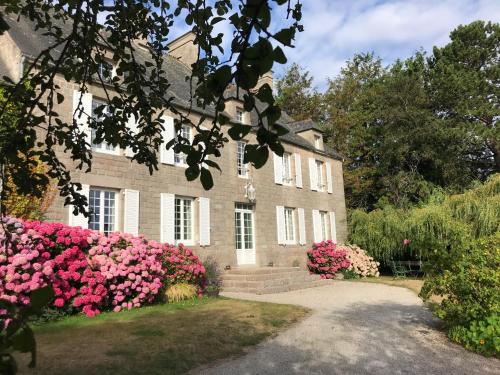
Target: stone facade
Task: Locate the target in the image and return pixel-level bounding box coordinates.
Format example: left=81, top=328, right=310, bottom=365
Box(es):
left=0, top=17, right=348, bottom=268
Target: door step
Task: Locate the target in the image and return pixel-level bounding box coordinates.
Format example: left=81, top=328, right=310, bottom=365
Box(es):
left=221, top=267, right=330, bottom=294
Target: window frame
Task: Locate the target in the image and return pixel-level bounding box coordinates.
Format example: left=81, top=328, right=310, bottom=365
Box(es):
left=89, top=187, right=119, bottom=235
left=282, top=152, right=293, bottom=185
left=174, top=196, right=194, bottom=245
left=315, top=160, right=325, bottom=191
left=283, top=207, right=296, bottom=244
left=174, top=124, right=192, bottom=167
left=236, top=141, right=248, bottom=178
left=91, top=98, right=119, bottom=155
left=314, top=134, right=322, bottom=150
left=97, top=61, right=114, bottom=84
left=319, top=210, right=328, bottom=241
left=236, top=108, right=244, bottom=124
left=235, top=203, right=254, bottom=251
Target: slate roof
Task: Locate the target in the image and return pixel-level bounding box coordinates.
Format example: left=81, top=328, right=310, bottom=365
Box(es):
left=1, top=12, right=342, bottom=161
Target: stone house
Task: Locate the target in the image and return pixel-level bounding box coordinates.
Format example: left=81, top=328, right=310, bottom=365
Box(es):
left=0, top=14, right=347, bottom=268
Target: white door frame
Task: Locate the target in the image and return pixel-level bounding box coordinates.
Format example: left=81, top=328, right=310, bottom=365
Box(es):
left=235, top=204, right=256, bottom=265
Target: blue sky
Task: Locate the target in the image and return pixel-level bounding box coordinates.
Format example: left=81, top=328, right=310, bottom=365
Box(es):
left=278, top=0, right=500, bottom=90
left=169, top=0, right=500, bottom=91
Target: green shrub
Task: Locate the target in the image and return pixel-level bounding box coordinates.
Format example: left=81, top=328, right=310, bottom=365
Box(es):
left=421, top=234, right=500, bottom=357
left=349, top=174, right=499, bottom=265
left=448, top=316, right=500, bottom=357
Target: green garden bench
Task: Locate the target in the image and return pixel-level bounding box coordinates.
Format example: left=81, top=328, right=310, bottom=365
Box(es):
left=391, top=260, right=423, bottom=278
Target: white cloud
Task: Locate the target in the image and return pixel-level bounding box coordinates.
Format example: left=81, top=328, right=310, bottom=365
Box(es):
left=274, top=0, right=500, bottom=90
left=165, top=0, right=500, bottom=91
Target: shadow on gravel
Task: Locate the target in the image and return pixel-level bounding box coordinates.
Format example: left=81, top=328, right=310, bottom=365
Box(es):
left=200, top=301, right=500, bottom=375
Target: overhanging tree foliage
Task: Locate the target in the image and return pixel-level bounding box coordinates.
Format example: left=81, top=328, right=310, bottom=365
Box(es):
left=0, top=0, right=303, bottom=215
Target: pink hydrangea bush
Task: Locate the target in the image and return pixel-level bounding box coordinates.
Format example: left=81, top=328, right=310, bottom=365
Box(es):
left=161, top=243, right=206, bottom=292
left=23, top=221, right=105, bottom=314
left=1, top=216, right=207, bottom=318
left=88, top=233, right=164, bottom=312
left=0, top=217, right=51, bottom=306
left=338, top=244, right=380, bottom=278
left=307, top=240, right=352, bottom=279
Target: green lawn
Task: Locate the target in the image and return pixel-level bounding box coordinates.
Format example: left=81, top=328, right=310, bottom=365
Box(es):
left=15, top=297, right=308, bottom=375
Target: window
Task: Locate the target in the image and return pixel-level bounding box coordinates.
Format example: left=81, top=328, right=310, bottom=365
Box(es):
left=97, top=61, right=113, bottom=83
left=175, top=197, right=193, bottom=244
left=237, top=141, right=248, bottom=177
left=316, top=160, right=324, bottom=191
left=319, top=211, right=328, bottom=241
left=91, top=99, right=117, bottom=153
left=174, top=125, right=192, bottom=166
left=236, top=108, right=244, bottom=123
left=282, top=152, right=293, bottom=184
left=314, top=135, right=322, bottom=150
left=284, top=207, right=295, bottom=243
left=89, top=188, right=117, bottom=235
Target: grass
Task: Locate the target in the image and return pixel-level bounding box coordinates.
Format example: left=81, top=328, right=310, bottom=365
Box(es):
left=15, top=297, right=309, bottom=375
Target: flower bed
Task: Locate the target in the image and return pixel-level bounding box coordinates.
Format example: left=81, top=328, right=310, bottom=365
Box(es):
left=0, top=217, right=206, bottom=318
left=307, top=240, right=351, bottom=279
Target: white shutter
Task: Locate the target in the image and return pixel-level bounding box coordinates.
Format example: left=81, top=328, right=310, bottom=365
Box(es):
left=273, top=153, right=283, bottom=184
left=276, top=205, right=285, bottom=244
left=160, top=115, right=175, bottom=165
left=294, top=153, right=302, bottom=188
left=309, top=158, right=317, bottom=191
left=72, top=90, right=92, bottom=145
left=199, top=197, right=210, bottom=246
left=312, top=209, right=321, bottom=243
left=68, top=184, right=89, bottom=228
left=298, top=208, right=306, bottom=245
left=125, top=115, right=138, bottom=158
left=160, top=193, right=175, bottom=243
left=326, top=162, right=333, bottom=194
left=123, top=189, right=140, bottom=235
left=329, top=211, right=337, bottom=243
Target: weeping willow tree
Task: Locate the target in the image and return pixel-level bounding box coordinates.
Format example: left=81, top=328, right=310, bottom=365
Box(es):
left=349, top=174, right=500, bottom=264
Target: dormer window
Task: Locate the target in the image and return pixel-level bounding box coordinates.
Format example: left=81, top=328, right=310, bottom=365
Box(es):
left=314, top=135, right=322, bottom=150
left=97, top=61, right=114, bottom=83
left=236, top=108, right=244, bottom=123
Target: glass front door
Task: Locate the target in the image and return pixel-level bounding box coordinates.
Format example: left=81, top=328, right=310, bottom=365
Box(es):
left=235, top=203, right=255, bottom=265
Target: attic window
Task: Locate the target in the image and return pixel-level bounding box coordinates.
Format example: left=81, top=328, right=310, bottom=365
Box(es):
left=314, top=135, right=322, bottom=150
left=97, top=61, right=114, bottom=83
left=236, top=108, right=244, bottom=123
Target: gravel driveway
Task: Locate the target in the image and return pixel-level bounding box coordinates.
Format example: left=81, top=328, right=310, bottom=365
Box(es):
left=195, top=281, right=499, bottom=375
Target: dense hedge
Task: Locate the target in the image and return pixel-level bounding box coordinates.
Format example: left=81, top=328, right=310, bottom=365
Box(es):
left=349, top=174, right=500, bottom=264
left=0, top=217, right=206, bottom=318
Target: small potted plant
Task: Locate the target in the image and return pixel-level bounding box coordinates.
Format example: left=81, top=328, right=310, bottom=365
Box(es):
left=203, top=257, right=222, bottom=298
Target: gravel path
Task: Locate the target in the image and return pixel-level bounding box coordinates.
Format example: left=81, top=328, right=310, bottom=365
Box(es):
left=194, top=281, right=500, bottom=375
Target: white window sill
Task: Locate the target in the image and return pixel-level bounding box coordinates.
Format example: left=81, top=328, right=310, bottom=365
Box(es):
left=174, top=162, right=188, bottom=169
left=238, top=174, right=249, bottom=179
left=283, top=240, right=296, bottom=246
left=175, top=240, right=195, bottom=247
left=92, top=148, right=120, bottom=156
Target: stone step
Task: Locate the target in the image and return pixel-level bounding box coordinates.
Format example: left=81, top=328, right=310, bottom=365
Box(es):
left=221, top=267, right=328, bottom=294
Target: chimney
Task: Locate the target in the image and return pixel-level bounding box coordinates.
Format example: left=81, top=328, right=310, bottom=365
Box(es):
left=254, top=71, right=273, bottom=91
left=167, top=31, right=198, bottom=68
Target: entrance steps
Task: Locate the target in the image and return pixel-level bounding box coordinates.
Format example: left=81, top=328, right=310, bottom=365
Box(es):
left=221, top=267, right=329, bottom=294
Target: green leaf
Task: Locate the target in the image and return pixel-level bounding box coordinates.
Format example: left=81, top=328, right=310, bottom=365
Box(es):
left=200, top=168, right=214, bottom=190
left=56, top=92, right=64, bottom=104
left=203, top=159, right=222, bottom=173
left=228, top=124, right=252, bottom=141
left=273, top=46, right=287, bottom=64
left=274, top=28, right=295, bottom=46
left=185, top=165, right=200, bottom=181
left=244, top=145, right=269, bottom=169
